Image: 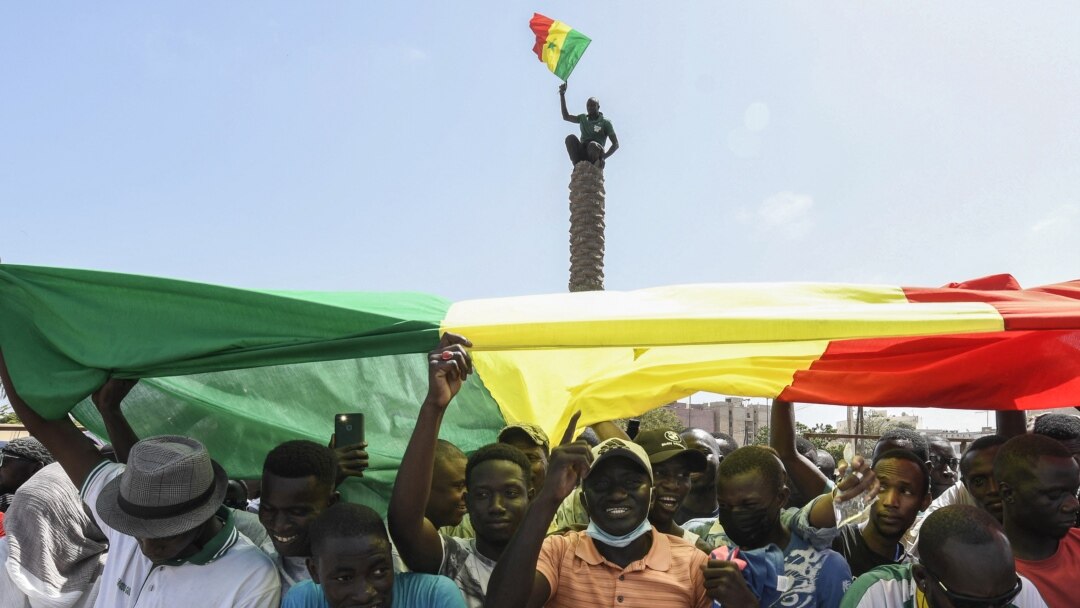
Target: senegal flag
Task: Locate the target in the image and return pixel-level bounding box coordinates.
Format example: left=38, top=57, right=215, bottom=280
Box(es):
left=2, top=265, right=1080, bottom=512
left=530, top=13, right=591, bottom=81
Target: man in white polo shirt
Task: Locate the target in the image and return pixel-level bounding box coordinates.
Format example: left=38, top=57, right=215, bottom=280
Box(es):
left=0, top=356, right=281, bottom=608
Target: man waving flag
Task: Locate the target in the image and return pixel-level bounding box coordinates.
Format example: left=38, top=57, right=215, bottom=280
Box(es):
left=530, top=13, right=591, bottom=81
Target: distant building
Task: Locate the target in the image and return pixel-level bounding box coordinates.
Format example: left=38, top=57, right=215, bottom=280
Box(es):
left=664, top=398, right=769, bottom=446
left=836, top=409, right=921, bottom=434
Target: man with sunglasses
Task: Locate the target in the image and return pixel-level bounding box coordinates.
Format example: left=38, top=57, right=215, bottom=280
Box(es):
left=927, top=437, right=959, bottom=499
left=996, top=434, right=1080, bottom=608
left=840, top=505, right=1047, bottom=608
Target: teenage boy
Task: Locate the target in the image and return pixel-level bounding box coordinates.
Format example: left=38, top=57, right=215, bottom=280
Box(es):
left=832, top=450, right=932, bottom=577
left=259, top=440, right=341, bottom=593
left=388, top=334, right=533, bottom=608
left=840, top=505, right=1048, bottom=608
left=709, top=446, right=852, bottom=607
left=283, top=503, right=465, bottom=608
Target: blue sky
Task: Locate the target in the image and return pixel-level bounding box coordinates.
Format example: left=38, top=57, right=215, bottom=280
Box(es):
left=3, top=2, right=1078, bottom=430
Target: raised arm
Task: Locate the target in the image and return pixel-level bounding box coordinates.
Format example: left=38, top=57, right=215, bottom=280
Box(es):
left=559, top=83, right=578, bottom=123
left=387, top=334, right=473, bottom=574
left=0, top=348, right=104, bottom=489
left=996, top=411, right=1027, bottom=438
left=770, top=400, right=830, bottom=499
left=485, top=416, right=591, bottom=608
left=92, top=379, right=139, bottom=463
left=590, top=420, right=629, bottom=442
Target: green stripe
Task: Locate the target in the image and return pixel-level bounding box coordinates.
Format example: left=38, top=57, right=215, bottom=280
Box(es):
left=554, top=30, right=592, bottom=80
left=0, top=265, right=449, bottom=418
left=72, top=354, right=506, bottom=515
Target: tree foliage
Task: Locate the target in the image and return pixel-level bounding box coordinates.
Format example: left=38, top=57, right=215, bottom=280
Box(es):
left=617, top=405, right=686, bottom=434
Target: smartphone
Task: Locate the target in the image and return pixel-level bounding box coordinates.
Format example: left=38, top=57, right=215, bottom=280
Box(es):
left=335, top=413, right=365, bottom=446
left=626, top=418, right=641, bottom=440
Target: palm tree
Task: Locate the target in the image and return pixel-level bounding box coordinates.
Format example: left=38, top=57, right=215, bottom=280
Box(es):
left=568, top=161, right=605, bottom=292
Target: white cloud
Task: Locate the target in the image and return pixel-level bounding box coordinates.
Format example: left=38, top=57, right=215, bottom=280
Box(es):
left=753, top=191, right=815, bottom=238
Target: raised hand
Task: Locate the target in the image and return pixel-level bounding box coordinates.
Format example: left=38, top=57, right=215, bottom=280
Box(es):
left=91, top=378, right=138, bottom=412
left=540, top=412, right=592, bottom=504
left=558, top=82, right=567, bottom=95
left=330, top=434, right=370, bottom=481
left=835, top=453, right=879, bottom=502
left=424, top=333, right=473, bottom=410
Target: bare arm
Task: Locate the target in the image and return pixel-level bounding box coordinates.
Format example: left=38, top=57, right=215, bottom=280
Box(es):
left=0, top=348, right=103, bottom=489
left=485, top=417, right=590, bottom=608
left=770, top=400, right=829, bottom=499
left=558, top=83, right=578, bottom=123
left=92, top=379, right=139, bottom=463
left=996, top=411, right=1027, bottom=438
left=603, top=133, right=619, bottom=158
left=590, top=420, right=629, bottom=442
left=387, top=334, right=472, bottom=574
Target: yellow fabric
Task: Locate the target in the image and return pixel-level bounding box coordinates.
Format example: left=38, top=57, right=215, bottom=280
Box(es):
left=442, top=283, right=1005, bottom=441
left=541, top=20, right=572, bottom=73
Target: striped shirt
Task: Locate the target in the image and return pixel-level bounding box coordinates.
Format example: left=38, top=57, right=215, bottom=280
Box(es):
left=536, top=529, right=710, bottom=608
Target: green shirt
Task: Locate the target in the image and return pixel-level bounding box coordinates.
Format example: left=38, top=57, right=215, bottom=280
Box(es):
left=577, top=112, right=615, bottom=146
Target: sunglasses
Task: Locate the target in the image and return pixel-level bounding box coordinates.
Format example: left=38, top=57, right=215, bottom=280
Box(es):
left=925, top=569, right=1022, bottom=608
left=929, top=455, right=960, bottom=469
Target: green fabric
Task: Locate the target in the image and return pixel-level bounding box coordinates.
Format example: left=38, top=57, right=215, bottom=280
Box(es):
left=71, top=354, right=505, bottom=514
left=577, top=112, right=615, bottom=146
left=0, top=264, right=449, bottom=418
left=0, top=264, right=507, bottom=514
left=554, top=29, right=591, bottom=80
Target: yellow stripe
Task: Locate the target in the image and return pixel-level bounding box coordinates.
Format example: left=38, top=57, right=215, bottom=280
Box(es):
left=443, top=283, right=1003, bottom=349
left=441, top=283, right=1005, bottom=439
left=541, top=20, right=572, bottom=73
left=474, top=342, right=830, bottom=443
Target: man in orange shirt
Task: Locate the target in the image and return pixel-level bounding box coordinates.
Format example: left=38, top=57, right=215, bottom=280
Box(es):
left=485, top=431, right=734, bottom=608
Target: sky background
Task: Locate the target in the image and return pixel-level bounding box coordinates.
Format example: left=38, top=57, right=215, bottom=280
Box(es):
left=3, top=2, right=1078, bottom=431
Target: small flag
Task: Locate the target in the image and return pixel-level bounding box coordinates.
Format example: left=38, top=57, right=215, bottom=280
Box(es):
left=530, top=13, right=591, bottom=81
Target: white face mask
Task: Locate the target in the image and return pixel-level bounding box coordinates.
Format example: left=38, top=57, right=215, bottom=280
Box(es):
left=583, top=488, right=653, bottom=547
left=585, top=517, right=653, bottom=548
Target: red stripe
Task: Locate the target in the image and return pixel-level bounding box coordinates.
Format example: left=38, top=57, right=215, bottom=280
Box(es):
left=780, top=330, right=1080, bottom=410
left=902, top=274, right=1080, bottom=330
left=530, top=13, right=555, bottom=61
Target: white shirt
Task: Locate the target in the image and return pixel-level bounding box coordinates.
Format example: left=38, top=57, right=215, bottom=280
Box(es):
left=81, top=461, right=281, bottom=608
left=900, top=480, right=978, bottom=556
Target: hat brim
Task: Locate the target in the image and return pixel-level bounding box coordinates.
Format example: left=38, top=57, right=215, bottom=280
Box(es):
left=96, top=459, right=228, bottom=539
left=649, top=448, right=708, bottom=473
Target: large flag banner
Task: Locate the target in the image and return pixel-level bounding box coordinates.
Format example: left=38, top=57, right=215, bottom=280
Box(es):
left=2, top=265, right=1079, bottom=510
left=530, top=13, right=591, bottom=81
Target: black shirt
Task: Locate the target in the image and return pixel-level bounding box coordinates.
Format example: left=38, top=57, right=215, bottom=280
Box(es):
left=831, top=523, right=905, bottom=578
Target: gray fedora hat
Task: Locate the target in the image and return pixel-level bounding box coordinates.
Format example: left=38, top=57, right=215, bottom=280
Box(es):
left=97, top=435, right=228, bottom=539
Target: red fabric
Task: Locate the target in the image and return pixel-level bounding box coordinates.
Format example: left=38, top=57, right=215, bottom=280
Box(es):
left=781, top=330, right=1080, bottom=410
left=0, top=511, right=5, bottom=537
left=530, top=13, right=555, bottom=60
left=903, top=275, right=1080, bottom=330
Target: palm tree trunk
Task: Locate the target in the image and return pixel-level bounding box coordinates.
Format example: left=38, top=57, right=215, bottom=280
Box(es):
left=568, top=161, right=605, bottom=292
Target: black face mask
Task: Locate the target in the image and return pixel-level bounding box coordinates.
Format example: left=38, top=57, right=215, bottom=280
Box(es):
left=718, top=503, right=778, bottom=548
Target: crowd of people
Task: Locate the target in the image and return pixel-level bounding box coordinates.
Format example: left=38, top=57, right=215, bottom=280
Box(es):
left=0, top=333, right=1078, bottom=607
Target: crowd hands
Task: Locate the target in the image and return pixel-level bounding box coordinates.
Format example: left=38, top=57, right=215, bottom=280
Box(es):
left=0, top=335, right=1077, bottom=608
